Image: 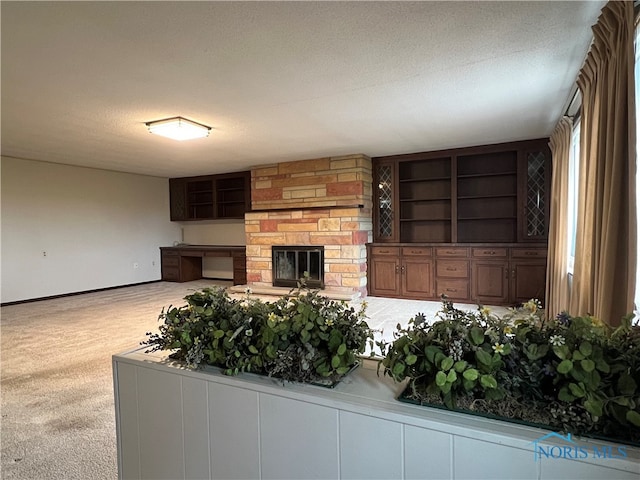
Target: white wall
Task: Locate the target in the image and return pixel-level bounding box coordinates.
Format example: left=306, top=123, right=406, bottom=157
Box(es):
left=181, top=220, right=246, bottom=279
left=1, top=157, right=182, bottom=303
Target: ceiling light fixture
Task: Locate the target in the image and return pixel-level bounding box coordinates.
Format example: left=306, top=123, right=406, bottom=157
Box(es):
left=145, top=116, right=211, bottom=141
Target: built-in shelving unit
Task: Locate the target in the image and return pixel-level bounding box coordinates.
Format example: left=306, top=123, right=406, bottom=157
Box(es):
left=169, top=171, right=250, bottom=221
left=369, top=139, right=551, bottom=305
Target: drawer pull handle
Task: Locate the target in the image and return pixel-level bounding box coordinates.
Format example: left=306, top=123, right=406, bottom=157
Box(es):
left=379, top=250, right=389, bottom=253
left=446, top=288, right=456, bottom=292
left=411, top=250, right=422, bottom=254
left=446, top=250, right=455, bottom=254
left=525, top=252, right=537, bottom=256
left=484, top=250, right=496, bottom=255
left=446, top=267, right=456, bottom=271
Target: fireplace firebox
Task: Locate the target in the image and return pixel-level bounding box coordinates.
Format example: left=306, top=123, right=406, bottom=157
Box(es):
left=272, top=246, right=324, bottom=288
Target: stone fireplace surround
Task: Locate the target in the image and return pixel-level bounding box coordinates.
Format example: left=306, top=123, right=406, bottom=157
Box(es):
left=244, top=154, right=373, bottom=298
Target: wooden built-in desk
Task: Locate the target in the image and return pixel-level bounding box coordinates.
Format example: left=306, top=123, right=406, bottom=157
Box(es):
left=160, top=245, right=247, bottom=284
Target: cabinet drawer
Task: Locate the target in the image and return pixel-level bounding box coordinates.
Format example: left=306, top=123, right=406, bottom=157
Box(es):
left=181, top=250, right=204, bottom=257
left=371, top=246, right=400, bottom=256
left=435, top=247, right=469, bottom=257
left=472, top=248, right=508, bottom=258
left=436, top=260, right=468, bottom=278
left=436, top=280, right=469, bottom=299
left=162, top=256, right=180, bottom=267
left=401, top=247, right=432, bottom=257
left=162, top=249, right=179, bottom=256
left=204, top=250, right=231, bottom=258
left=511, top=248, right=547, bottom=259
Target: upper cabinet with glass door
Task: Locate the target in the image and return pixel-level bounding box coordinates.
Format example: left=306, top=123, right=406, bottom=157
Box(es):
left=519, top=146, right=551, bottom=242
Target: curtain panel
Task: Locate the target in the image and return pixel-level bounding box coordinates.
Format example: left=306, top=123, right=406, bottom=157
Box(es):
left=570, top=0, right=637, bottom=325
left=546, top=117, right=573, bottom=321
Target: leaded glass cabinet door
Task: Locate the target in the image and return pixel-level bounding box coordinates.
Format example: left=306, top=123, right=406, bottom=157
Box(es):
left=519, top=149, right=550, bottom=241
left=373, top=160, right=398, bottom=242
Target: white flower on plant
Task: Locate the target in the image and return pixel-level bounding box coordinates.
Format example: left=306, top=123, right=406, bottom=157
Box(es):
left=549, top=335, right=565, bottom=346
left=245, top=287, right=252, bottom=295
left=480, top=306, right=491, bottom=317
left=492, top=343, right=505, bottom=354
left=325, top=318, right=335, bottom=327
left=245, top=329, right=253, bottom=337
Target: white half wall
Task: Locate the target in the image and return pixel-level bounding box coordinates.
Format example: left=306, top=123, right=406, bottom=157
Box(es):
left=1, top=157, right=182, bottom=303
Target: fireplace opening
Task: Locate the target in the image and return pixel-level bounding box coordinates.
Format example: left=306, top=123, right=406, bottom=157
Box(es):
left=272, top=246, right=324, bottom=289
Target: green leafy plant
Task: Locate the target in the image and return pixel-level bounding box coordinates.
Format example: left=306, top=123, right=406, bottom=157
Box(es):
left=143, top=281, right=373, bottom=385
left=378, top=298, right=640, bottom=444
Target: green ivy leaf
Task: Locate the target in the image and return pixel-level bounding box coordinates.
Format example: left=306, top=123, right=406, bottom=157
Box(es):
left=213, top=330, right=225, bottom=339
left=595, top=359, right=610, bottom=373
left=463, top=368, right=479, bottom=381
left=557, top=359, right=573, bottom=374
left=248, top=345, right=259, bottom=354
left=435, top=371, right=447, bottom=387
left=337, top=343, right=347, bottom=356
left=568, top=382, right=586, bottom=398
left=424, top=346, right=440, bottom=364
left=331, top=355, right=341, bottom=369
left=579, top=341, right=593, bottom=357
left=480, top=374, right=497, bottom=389
left=453, top=360, right=467, bottom=372
left=469, top=326, right=484, bottom=346
left=626, top=410, right=640, bottom=427
left=618, top=374, right=637, bottom=395
left=405, top=354, right=418, bottom=366
left=441, top=356, right=454, bottom=372
left=552, top=345, right=569, bottom=360
left=476, top=349, right=492, bottom=367
left=584, top=399, right=603, bottom=417
left=558, top=386, right=576, bottom=402
left=446, top=370, right=457, bottom=383
left=581, top=359, right=595, bottom=373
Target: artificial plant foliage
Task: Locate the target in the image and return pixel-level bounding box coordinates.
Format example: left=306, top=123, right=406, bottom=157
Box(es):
left=143, top=281, right=373, bottom=385
left=377, top=299, right=640, bottom=445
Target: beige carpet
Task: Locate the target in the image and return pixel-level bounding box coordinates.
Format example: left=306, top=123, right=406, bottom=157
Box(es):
left=1, top=280, right=504, bottom=479
left=0, top=280, right=230, bottom=480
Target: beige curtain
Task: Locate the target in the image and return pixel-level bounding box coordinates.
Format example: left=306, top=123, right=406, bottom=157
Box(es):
left=570, top=1, right=637, bottom=325
left=546, top=117, right=573, bottom=320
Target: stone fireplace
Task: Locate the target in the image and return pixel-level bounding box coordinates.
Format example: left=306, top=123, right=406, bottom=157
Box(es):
left=244, top=154, right=373, bottom=298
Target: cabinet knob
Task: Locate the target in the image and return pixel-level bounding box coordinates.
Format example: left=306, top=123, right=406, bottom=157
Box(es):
left=395, top=265, right=400, bottom=274
left=380, top=249, right=389, bottom=254
left=484, top=250, right=496, bottom=255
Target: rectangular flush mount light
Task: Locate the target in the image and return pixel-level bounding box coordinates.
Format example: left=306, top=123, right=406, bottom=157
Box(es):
left=146, top=116, right=211, bottom=141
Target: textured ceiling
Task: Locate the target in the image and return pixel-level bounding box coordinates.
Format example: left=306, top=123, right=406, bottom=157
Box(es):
left=1, top=1, right=604, bottom=178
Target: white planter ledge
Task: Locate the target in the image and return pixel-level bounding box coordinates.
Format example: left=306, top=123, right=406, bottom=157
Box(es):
left=113, top=348, right=639, bottom=480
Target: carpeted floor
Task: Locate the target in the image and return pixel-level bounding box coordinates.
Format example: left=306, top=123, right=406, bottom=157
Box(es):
left=0, top=280, right=229, bottom=480
left=0, top=280, right=504, bottom=479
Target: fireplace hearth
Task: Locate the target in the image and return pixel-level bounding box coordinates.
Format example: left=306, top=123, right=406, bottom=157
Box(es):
left=272, top=246, right=324, bottom=288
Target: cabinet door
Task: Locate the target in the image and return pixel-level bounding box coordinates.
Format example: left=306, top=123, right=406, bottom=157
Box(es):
left=472, top=261, right=509, bottom=305
left=369, top=255, right=400, bottom=296
left=510, top=260, right=546, bottom=305
left=373, top=160, right=398, bottom=242
left=402, top=258, right=434, bottom=298
left=519, top=148, right=551, bottom=241
left=169, top=178, right=187, bottom=221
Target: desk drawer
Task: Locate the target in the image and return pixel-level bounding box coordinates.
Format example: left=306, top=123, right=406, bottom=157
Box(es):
left=472, top=248, right=508, bottom=258
left=205, top=251, right=232, bottom=258
left=435, top=247, right=469, bottom=257
left=436, top=280, right=469, bottom=300
left=436, top=260, right=468, bottom=278
left=162, top=249, right=179, bottom=256
left=371, top=246, right=399, bottom=256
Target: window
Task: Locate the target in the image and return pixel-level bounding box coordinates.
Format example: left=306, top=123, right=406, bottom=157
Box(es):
left=634, top=22, right=640, bottom=314
left=567, top=121, right=580, bottom=275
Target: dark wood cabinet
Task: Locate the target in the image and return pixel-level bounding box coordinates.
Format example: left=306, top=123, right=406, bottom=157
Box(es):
left=368, top=243, right=546, bottom=305
left=169, top=171, right=251, bottom=221
left=369, top=139, right=549, bottom=305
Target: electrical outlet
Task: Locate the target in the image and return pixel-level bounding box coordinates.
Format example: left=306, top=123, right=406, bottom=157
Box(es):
left=133, top=262, right=139, bottom=269
left=42, top=251, right=47, bottom=257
